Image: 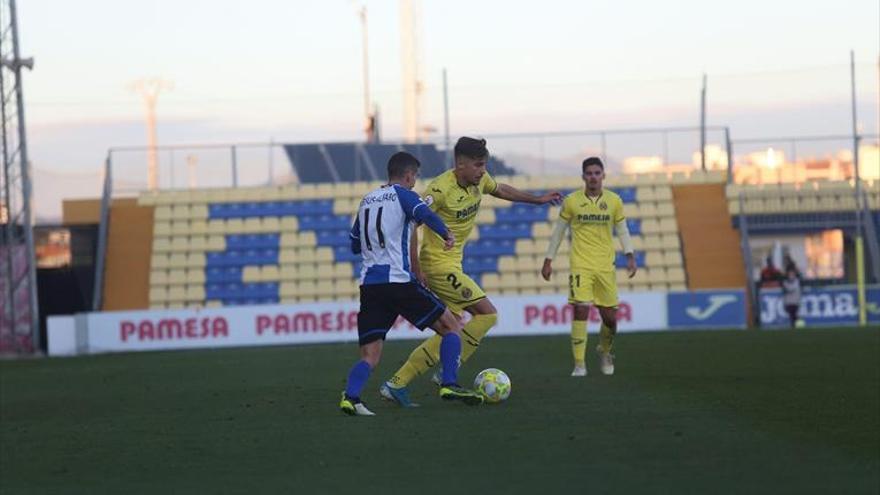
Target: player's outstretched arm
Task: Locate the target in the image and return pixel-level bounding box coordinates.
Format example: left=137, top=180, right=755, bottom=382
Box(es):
left=541, top=219, right=569, bottom=281
left=395, top=185, right=455, bottom=250
left=615, top=219, right=637, bottom=278
left=492, top=183, right=563, bottom=205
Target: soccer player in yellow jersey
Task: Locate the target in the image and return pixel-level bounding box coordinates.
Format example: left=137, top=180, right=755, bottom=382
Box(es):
left=380, top=137, right=562, bottom=407
left=541, top=157, right=637, bottom=377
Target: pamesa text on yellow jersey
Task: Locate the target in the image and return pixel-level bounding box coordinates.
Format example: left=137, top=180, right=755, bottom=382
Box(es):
left=419, top=170, right=498, bottom=270
left=559, top=189, right=625, bottom=272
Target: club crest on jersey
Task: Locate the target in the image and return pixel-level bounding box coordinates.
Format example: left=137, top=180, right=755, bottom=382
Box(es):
left=424, top=195, right=434, bottom=206
left=461, top=288, right=473, bottom=299
left=599, top=202, right=608, bottom=210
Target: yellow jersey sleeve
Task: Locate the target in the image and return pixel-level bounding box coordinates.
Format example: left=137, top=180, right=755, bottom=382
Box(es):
left=480, top=173, right=498, bottom=195
left=559, top=194, right=573, bottom=222
left=422, top=182, right=447, bottom=213
left=613, top=195, right=625, bottom=223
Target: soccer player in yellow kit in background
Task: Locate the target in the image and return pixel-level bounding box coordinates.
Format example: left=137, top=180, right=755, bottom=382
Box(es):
left=542, top=157, right=637, bottom=376
left=380, top=137, right=562, bottom=407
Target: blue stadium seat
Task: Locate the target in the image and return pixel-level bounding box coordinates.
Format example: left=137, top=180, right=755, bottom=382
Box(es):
left=478, top=223, right=532, bottom=240
left=225, top=234, right=279, bottom=250
left=627, top=219, right=642, bottom=235
left=495, top=204, right=550, bottom=223
left=334, top=245, right=361, bottom=263
left=300, top=214, right=352, bottom=231
left=464, top=239, right=516, bottom=257
left=614, top=187, right=637, bottom=203
left=615, top=251, right=646, bottom=268
left=316, top=230, right=352, bottom=248
left=207, top=249, right=279, bottom=267
left=206, top=267, right=242, bottom=283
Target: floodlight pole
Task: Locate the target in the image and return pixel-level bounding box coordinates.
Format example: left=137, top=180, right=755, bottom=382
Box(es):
left=850, top=50, right=866, bottom=326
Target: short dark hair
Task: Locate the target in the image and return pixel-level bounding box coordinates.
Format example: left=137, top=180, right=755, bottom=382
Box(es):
left=387, top=151, right=421, bottom=179
left=582, top=156, right=604, bottom=173
left=454, top=136, right=489, bottom=160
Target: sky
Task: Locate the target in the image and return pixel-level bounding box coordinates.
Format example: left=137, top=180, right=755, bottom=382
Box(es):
left=15, top=0, right=880, bottom=221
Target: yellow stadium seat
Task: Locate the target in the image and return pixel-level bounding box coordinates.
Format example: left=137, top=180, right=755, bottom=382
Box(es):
left=668, top=282, right=687, bottom=291
left=532, top=223, right=552, bottom=238
left=280, top=282, right=298, bottom=298
left=659, top=234, right=681, bottom=250
left=630, top=235, right=645, bottom=251
left=152, top=238, right=172, bottom=253
left=636, top=186, right=656, bottom=202
left=646, top=268, right=667, bottom=284
left=516, top=256, right=539, bottom=272
left=641, top=218, right=660, bottom=235
left=315, top=281, right=335, bottom=299
left=225, top=218, right=244, bottom=233
left=333, top=262, right=354, bottom=280
left=482, top=273, right=501, bottom=291
left=186, top=269, right=205, bottom=285
left=514, top=239, right=531, bottom=256
left=170, top=221, right=190, bottom=236
left=153, top=222, right=172, bottom=238
left=476, top=208, right=496, bottom=225
left=150, top=270, right=168, bottom=286
left=280, top=233, right=298, bottom=248
left=315, top=248, right=334, bottom=263
left=242, top=218, right=262, bottom=233
left=278, top=249, right=297, bottom=264
left=151, top=254, right=170, bottom=270
left=170, top=205, right=190, bottom=220
left=637, top=202, right=657, bottom=218
left=335, top=279, right=358, bottom=299
left=656, top=202, right=675, bottom=217
left=261, top=265, right=281, bottom=282
left=149, top=287, right=168, bottom=304
left=297, top=264, right=319, bottom=280
left=205, top=219, right=225, bottom=234
left=659, top=218, right=677, bottom=233
left=498, top=257, right=517, bottom=272
left=186, top=285, right=206, bottom=302
left=517, top=272, right=541, bottom=291
left=295, top=248, right=316, bottom=264
left=155, top=206, right=173, bottom=221
left=242, top=266, right=261, bottom=283
left=261, top=217, right=281, bottom=233
left=654, top=186, right=673, bottom=201
left=170, top=237, right=190, bottom=252
left=189, top=220, right=208, bottom=236
left=167, top=286, right=187, bottom=303
left=298, top=231, right=317, bottom=247
left=664, top=250, right=683, bottom=267
left=280, top=216, right=299, bottom=232
left=646, top=251, right=665, bottom=267
left=206, top=235, right=225, bottom=252
left=623, top=203, right=640, bottom=218
left=168, top=254, right=188, bottom=269
left=167, top=269, right=187, bottom=286
left=186, top=253, right=206, bottom=268
left=279, top=265, right=297, bottom=281
left=188, top=204, right=208, bottom=220
left=298, top=280, right=318, bottom=297
left=667, top=267, right=686, bottom=283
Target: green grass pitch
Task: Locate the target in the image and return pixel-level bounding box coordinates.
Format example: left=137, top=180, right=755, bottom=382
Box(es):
left=2, top=328, right=878, bottom=494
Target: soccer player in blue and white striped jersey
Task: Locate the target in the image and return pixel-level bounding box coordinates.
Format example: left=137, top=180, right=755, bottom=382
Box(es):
left=340, top=152, right=484, bottom=416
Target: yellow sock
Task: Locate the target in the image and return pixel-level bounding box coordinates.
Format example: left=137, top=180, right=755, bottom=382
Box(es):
left=387, top=334, right=442, bottom=388
left=599, top=323, right=615, bottom=353
left=460, top=314, right=497, bottom=363
left=571, top=320, right=587, bottom=366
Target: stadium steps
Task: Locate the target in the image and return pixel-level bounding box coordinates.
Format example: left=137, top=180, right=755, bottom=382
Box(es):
left=672, top=183, right=746, bottom=290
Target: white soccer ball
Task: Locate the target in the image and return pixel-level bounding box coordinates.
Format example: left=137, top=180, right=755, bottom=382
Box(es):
left=474, top=368, right=511, bottom=403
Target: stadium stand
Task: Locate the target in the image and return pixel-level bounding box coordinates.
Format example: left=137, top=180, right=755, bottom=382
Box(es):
left=137, top=171, right=715, bottom=309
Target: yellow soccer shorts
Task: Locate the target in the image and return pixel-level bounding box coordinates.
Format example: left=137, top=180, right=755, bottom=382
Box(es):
left=423, top=266, right=487, bottom=315
left=568, top=269, right=618, bottom=307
